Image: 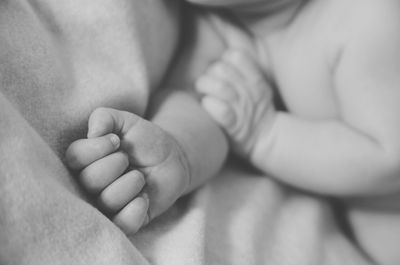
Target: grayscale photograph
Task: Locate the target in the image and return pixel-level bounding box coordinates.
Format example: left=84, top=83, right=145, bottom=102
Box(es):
left=0, top=0, right=399, bottom=264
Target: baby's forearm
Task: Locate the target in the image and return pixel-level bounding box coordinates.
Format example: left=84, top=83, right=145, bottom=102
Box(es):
left=149, top=89, right=228, bottom=193
left=252, top=112, right=400, bottom=197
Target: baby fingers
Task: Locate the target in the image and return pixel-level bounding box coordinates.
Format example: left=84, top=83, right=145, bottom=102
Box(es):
left=222, top=49, right=263, bottom=85
left=196, top=75, right=239, bottom=102
left=201, top=96, right=236, bottom=128
left=112, top=193, right=150, bottom=236
left=98, top=170, right=146, bottom=213
left=79, top=151, right=129, bottom=194
left=66, top=133, right=120, bottom=170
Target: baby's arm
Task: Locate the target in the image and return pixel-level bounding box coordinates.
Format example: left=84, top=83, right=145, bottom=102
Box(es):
left=147, top=8, right=232, bottom=193
left=151, top=6, right=263, bottom=192
left=66, top=94, right=228, bottom=234
left=148, top=91, right=228, bottom=194
left=196, top=4, right=400, bottom=197
left=250, top=8, right=400, bottom=197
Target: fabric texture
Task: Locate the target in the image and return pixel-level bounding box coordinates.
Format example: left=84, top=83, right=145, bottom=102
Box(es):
left=132, top=161, right=369, bottom=265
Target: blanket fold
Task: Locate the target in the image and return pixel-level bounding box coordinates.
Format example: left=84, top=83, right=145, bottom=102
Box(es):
left=131, top=161, right=371, bottom=265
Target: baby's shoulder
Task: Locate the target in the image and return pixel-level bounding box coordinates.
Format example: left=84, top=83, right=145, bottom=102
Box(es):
left=305, top=0, right=400, bottom=65
left=350, top=0, right=400, bottom=20
left=328, top=0, right=400, bottom=41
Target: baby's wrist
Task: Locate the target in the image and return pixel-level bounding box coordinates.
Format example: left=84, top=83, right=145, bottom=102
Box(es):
left=164, top=131, right=193, bottom=196
left=176, top=140, right=192, bottom=195
left=247, top=108, right=278, bottom=168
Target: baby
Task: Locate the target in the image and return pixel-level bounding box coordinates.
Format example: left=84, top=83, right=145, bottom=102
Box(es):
left=190, top=0, right=400, bottom=264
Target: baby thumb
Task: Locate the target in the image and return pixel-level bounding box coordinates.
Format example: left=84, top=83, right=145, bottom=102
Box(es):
left=87, top=107, right=117, bottom=138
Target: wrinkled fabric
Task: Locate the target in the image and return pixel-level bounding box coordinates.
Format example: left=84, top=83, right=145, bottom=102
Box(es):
left=132, top=161, right=369, bottom=265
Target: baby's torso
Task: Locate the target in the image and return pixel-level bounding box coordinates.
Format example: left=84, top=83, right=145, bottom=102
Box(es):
left=254, top=0, right=353, bottom=118
left=0, top=0, right=179, bottom=155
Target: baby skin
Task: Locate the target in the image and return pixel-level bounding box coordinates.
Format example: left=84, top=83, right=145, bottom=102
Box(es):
left=66, top=107, right=191, bottom=235
left=196, top=49, right=275, bottom=158
left=191, top=0, right=400, bottom=264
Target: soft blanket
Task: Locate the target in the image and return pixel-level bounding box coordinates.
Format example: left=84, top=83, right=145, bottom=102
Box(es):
left=0, top=1, right=372, bottom=264
left=132, top=160, right=369, bottom=265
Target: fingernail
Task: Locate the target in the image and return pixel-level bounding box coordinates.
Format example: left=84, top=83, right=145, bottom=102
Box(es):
left=143, top=213, right=150, bottom=226
left=109, top=134, right=120, bottom=148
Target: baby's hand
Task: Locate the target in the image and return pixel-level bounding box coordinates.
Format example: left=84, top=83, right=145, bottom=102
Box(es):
left=66, top=108, right=191, bottom=235
left=195, top=49, right=276, bottom=158
left=66, top=131, right=149, bottom=235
